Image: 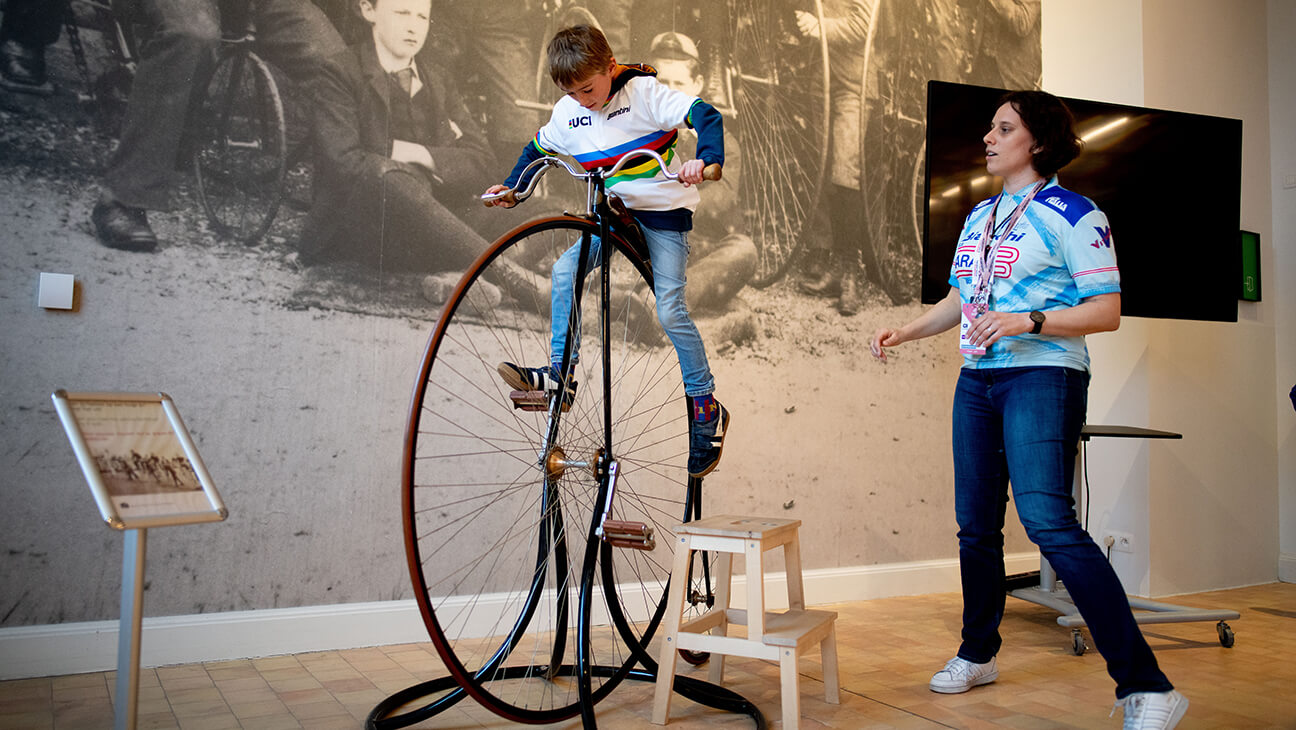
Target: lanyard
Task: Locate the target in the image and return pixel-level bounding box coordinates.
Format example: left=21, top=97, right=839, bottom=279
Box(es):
left=969, top=180, right=1046, bottom=312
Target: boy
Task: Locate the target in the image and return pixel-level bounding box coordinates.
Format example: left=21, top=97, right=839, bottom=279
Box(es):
left=305, top=0, right=533, bottom=303
left=483, top=24, right=730, bottom=478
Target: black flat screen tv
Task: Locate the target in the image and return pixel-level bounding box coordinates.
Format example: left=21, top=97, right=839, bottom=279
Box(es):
left=922, top=80, right=1243, bottom=322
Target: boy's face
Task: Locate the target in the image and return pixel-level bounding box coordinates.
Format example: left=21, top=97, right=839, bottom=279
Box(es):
left=559, top=60, right=617, bottom=111
left=361, top=0, right=430, bottom=63
left=653, top=58, right=703, bottom=97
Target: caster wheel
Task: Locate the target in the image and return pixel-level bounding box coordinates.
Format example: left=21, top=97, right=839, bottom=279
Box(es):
left=1071, top=629, right=1087, bottom=656
left=1217, top=621, right=1235, bottom=648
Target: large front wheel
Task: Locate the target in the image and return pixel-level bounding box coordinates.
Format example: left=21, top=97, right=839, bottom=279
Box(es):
left=401, top=217, right=700, bottom=723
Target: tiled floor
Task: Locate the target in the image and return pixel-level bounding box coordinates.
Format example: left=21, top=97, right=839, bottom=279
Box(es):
left=2, top=582, right=1293, bottom=728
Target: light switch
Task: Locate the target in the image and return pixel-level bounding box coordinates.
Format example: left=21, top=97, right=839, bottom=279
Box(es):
left=38, top=272, right=75, bottom=310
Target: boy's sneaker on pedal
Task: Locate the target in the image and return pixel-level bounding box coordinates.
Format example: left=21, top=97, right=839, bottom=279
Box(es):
left=688, top=401, right=730, bottom=478
left=498, top=362, right=577, bottom=411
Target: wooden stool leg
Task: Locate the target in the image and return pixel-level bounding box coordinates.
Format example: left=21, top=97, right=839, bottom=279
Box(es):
left=652, top=535, right=695, bottom=725
left=783, top=533, right=806, bottom=611
left=822, top=623, right=840, bottom=704
left=780, top=647, right=801, bottom=730
left=707, top=551, right=734, bottom=686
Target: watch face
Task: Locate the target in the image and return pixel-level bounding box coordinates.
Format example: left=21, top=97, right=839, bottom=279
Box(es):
left=1030, top=311, right=1045, bottom=324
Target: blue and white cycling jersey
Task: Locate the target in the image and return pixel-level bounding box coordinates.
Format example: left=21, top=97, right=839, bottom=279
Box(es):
left=948, top=176, right=1120, bottom=372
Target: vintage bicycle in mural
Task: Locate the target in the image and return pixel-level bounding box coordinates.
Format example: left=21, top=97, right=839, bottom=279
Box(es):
left=62, top=0, right=297, bottom=243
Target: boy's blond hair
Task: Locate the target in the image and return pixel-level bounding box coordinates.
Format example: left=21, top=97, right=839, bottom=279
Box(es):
left=547, top=25, right=614, bottom=88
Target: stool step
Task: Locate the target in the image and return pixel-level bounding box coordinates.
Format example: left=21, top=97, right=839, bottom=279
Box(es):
left=680, top=608, right=837, bottom=649
left=676, top=515, right=801, bottom=539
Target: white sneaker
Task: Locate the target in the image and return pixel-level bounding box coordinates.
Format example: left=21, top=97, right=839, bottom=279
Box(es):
left=1115, top=690, right=1188, bottom=729
left=928, top=655, right=998, bottom=693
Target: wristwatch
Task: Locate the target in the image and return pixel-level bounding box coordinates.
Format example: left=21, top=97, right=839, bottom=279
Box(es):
left=1029, top=310, right=1046, bottom=334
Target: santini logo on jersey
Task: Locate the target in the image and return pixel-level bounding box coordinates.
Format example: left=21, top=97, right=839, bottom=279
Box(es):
left=607, top=105, right=630, bottom=120
left=568, top=116, right=591, bottom=129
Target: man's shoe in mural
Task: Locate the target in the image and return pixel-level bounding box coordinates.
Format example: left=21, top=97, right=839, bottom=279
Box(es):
left=92, top=200, right=158, bottom=253
left=0, top=39, right=52, bottom=95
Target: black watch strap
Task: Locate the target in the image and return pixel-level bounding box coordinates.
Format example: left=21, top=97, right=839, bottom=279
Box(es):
left=1029, top=310, right=1045, bottom=334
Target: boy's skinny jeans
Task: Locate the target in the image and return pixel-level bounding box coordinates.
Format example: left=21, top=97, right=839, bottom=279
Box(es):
left=549, top=224, right=714, bottom=397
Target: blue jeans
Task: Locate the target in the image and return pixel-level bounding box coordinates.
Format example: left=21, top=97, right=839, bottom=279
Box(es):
left=549, top=224, right=715, bottom=397
left=952, top=366, right=1173, bottom=699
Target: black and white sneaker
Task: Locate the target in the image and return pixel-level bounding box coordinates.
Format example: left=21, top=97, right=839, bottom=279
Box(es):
left=498, top=362, right=577, bottom=411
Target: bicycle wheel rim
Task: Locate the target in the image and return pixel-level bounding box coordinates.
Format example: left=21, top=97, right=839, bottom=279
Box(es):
left=402, top=217, right=694, bottom=722
left=192, top=49, right=287, bottom=244
left=732, top=0, right=831, bottom=288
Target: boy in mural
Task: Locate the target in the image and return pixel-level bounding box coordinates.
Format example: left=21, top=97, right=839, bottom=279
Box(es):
left=647, top=30, right=756, bottom=315
left=303, top=0, right=541, bottom=304
left=482, top=24, right=731, bottom=478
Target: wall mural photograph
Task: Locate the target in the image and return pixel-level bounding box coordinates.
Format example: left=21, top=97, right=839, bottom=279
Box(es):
left=0, top=0, right=1039, bottom=629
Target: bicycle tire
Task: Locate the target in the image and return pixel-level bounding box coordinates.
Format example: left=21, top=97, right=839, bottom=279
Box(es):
left=729, top=0, right=830, bottom=288
left=858, top=0, right=924, bottom=304
left=402, top=216, right=703, bottom=722
left=191, top=48, right=287, bottom=244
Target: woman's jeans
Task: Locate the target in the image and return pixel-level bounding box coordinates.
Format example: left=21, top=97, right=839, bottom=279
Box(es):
left=549, top=224, right=715, bottom=397
left=952, top=366, right=1173, bottom=699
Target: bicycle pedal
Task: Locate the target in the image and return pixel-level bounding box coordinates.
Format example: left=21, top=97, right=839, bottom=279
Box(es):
left=601, top=520, right=654, bottom=550
left=509, top=390, right=548, bottom=411
left=509, top=389, right=574, bottom=413
left=606, top=536, right=656, bottom=551
left=601, top=519, right=651, bottom=538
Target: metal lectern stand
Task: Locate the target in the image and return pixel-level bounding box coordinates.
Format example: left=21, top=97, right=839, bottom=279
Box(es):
left=117, top=530, right=147, bottom=730
left=1008, top=424, right=1239, bottom=655
left=51, top=391, right=228, bottom=730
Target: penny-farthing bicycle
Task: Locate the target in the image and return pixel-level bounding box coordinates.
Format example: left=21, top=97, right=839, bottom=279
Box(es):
left=369, top=150, right=757, bottom=728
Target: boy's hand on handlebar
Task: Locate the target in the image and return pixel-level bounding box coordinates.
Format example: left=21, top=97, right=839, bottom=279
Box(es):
left=482, top=183, right=516, bottom=208
left=678, top=159, right=705, bottom=187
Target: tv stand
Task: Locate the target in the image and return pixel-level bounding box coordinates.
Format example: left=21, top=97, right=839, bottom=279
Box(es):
left=1008, top=424, right=1239, bottom=655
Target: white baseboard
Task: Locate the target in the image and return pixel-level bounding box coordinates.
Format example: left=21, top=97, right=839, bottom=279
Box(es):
left=1280, top=552, right=1296, bottom=584
left=0, top=552, right=1040, bottom=680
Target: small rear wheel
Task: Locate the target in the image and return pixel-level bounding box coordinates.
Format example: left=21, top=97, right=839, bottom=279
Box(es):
left=191, top=48, right=287, bottom=243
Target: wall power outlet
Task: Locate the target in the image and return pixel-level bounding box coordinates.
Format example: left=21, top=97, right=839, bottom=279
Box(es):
left=1102, top=530, right=1134, bottom=554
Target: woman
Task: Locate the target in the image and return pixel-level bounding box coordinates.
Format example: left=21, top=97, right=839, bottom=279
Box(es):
left=869, top=90, right=1187, bottom=729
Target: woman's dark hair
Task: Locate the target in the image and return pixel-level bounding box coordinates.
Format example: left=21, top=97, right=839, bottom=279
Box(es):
left=998, top=90, right=1083, bottom=179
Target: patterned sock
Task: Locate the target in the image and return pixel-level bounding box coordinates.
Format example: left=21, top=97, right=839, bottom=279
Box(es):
left=692, top=394, right=717, bottom=422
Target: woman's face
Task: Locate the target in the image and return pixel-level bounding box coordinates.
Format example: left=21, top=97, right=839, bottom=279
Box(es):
left=983, top=102, right=1038, bottom=184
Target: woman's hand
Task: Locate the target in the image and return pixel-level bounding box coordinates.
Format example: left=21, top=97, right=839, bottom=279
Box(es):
left=966, top=310, right=1033, bottom=348
left=869, top=328, right=903, bottom=362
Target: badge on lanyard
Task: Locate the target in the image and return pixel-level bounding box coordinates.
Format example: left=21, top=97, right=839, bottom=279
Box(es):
left=960, top=181, right=1046, bottom=355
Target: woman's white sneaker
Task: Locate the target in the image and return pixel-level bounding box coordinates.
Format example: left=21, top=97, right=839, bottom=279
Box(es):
left=928, top=656, right=998, bottom=693
left=1115, top=690, right=1188, bottom=729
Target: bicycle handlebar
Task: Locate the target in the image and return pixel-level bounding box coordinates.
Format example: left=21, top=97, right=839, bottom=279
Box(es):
left=481, top=148, right=721, bottom=206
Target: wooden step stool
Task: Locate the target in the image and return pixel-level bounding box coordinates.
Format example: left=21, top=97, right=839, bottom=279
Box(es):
left=652, top=515, right=839, bottom=729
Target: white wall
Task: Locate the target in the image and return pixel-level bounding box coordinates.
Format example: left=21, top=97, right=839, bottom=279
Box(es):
left=1043, top=0, right=1284, bottom=596
left=1268, top=0, right=1296, bottom=583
